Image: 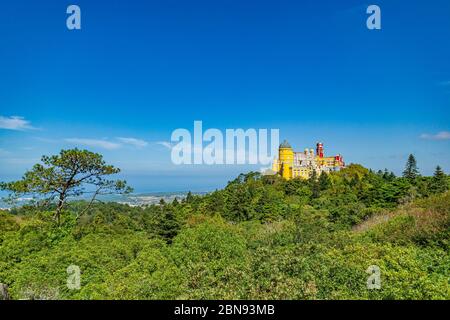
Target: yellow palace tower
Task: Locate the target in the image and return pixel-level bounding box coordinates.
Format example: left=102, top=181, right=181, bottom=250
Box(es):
left=272, top=140, right=294, bottom=179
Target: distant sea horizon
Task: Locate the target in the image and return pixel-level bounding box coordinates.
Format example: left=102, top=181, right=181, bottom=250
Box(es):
left=0, top=190, right=210, bottom=210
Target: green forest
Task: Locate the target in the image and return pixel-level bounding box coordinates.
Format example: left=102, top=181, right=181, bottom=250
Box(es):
left=0, top=149, right=449, bottom=300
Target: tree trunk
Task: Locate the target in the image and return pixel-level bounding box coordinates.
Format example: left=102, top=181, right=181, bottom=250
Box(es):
left=55, top=193, right=65, bottom=225
left=0, top=283, right=10, bottom=300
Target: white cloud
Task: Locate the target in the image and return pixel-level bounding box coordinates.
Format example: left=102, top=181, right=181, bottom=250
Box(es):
left=0, top=115, right=36, bottom=131
left=116, top=137, right=148, bottom=148
left=0, top=148, right=11, bottom=156
left=439, top=81, right=450, bottom=86
left=1, top=157, right=40, bottom=165
left=65, top=138, right=121, bottom=150
left=157, top=141, right=174, bottom=149
left=420, top=131, right=450, bottom=140
left=34, top=137, right=58, bottom=143
left=64, top=136, right=149, bottom=150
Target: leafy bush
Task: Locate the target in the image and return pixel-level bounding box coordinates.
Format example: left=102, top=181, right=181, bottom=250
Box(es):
left=0, top=168, right=449, bottom=300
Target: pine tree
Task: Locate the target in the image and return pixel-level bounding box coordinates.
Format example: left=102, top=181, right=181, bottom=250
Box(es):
left=382, top=169, right=396, bottom=181
left=309, top=170, right=320, bottom=198
left=431, top=166, right=448, bottom=194
left=308, top=170, right=317, bottom=182
left=403, top=154, right=420, bottom=181
left=185, top=191, right=194, bottom=203
left=388, top=171, right=396, bottom=181
left=318, top=171, right=331, bottom=191
left=157, top=208, right=180, bottom=243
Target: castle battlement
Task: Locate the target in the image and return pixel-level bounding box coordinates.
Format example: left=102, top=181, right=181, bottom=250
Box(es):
left=272, top=140, right=345, bottom=179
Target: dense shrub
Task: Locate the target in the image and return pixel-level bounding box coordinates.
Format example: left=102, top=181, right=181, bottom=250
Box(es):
left=0, top=168, right=449, bottom=300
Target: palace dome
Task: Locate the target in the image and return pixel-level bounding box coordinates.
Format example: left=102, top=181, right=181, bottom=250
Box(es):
left=279, top=140, right=292, bottom=148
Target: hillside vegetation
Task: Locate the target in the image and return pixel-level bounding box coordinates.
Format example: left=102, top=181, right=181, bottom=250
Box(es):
left=0, top=162, right=449, bottom=299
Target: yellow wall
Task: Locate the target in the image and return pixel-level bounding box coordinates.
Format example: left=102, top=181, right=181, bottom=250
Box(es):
left=316, top=156, right=341, bottom=167
left=279, top=147, right=294, bottom=179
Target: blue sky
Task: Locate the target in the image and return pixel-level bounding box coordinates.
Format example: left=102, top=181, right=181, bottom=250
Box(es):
left=1, top=0, right=449, bottom=192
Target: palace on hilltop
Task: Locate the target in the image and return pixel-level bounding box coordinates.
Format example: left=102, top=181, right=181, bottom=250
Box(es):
left=271, top=140, right=345, bottom=180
